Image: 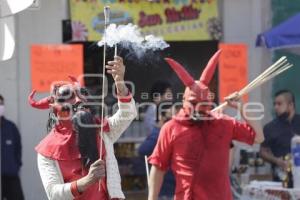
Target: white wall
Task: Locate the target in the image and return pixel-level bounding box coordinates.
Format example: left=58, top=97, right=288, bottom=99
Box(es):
left=222, top=0, right=273, bottom=124
left=221, top=0, right=273, bottom=170
left=5, top=0, right=69, bottom=199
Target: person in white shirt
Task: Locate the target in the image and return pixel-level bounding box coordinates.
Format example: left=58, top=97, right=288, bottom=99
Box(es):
left=29, top=56, right=137, bottom=200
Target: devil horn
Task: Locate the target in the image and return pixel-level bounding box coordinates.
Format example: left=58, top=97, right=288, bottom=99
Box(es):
left=199, top=50, right=222, bottom=86
left=165, top=58, right=195, bottom=87
left=28, top=90, right=51, bottom=109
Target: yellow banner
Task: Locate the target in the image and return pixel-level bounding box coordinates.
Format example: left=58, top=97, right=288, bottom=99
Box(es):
left=69, top=0, right=220, bottom=41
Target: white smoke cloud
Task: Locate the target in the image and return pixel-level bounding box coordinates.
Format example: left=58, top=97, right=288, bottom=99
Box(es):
left=97, top=23, right=169, bottom=58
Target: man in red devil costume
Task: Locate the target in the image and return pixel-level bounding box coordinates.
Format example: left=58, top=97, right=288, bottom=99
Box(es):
left=29, top=56, right=137, bottom=200
left=147, top=51, right=264, bottom=200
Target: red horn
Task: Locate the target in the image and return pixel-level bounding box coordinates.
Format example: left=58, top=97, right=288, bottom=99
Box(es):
left=199, top=50, right=221, bottom=86
left=68, top=75, right=83, bottom=87
left=68, top=75, right=79, bottom=84
left=165, top=58, right=195, bottom=87
left=28, top=90, right=51, bottom=109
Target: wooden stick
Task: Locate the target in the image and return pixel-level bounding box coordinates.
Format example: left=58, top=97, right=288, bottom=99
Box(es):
left=259, top=64, right=293, bottom=85
left=211, top=58, right=292, bottom=113
left=251, top=56, right=286, bottom=81
left=145, top=156, right=150, bottom=186
left=212, top=64, right=292, bottom=112
left=99, top=5, right=110, bottom=191
left=242, top=63, right=291, bottom=95
left=211, top=101, right=228, bottom=113
left=239, top=57, right=287, bottom=95
left=114, top=44, right=117, bottom=57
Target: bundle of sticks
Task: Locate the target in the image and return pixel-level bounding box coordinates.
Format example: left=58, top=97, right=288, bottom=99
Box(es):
left=212, top=56, right=293, bottom=112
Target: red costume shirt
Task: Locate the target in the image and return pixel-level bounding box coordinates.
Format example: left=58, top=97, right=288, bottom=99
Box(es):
left=57, top=139, right=109, bottom=200
left=35, top=119, right=110, bottom=200
left=35, top=95, right=132, bottom=200
left=149, top=109, right=256, bottom=200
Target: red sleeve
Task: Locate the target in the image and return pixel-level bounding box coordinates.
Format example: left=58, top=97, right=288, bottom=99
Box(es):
left=117, top=92, right=132, bottom=103
left=148, top=122, right=173, bottom=171
left=71, top=181, right=82, bottom=197
left=232, top=119, right=256, bottom=145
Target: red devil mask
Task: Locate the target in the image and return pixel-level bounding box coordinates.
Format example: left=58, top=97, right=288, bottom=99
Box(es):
left=28, top=76, right=87, bottom=113
left=165, top=50, right=221, bottom=114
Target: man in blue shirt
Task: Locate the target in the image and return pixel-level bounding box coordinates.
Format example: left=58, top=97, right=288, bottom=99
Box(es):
left=1, top=94, right=24, bottom=200
left=139, top=102, right=176, bottom=200
left=260, top=90, right=300, bottom=183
